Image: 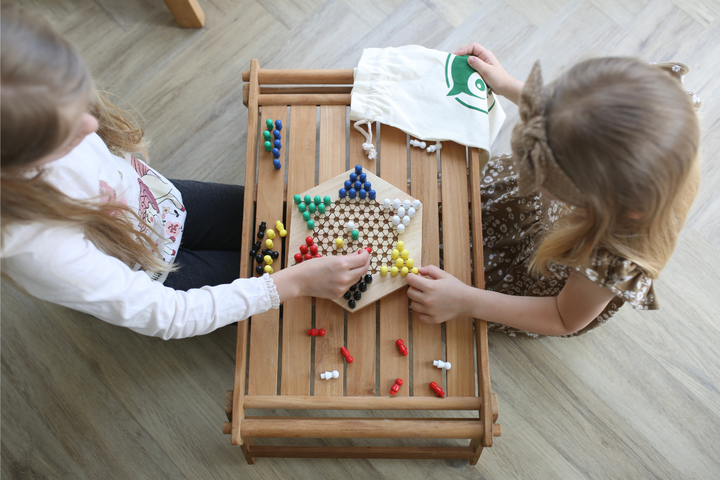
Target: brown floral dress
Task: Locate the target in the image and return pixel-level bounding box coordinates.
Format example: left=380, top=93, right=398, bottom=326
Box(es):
left=479, top=154, right=658, bottom=338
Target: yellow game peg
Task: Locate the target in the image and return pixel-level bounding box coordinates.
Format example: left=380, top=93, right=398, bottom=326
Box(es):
left=380, top=265, right=388, bottom=276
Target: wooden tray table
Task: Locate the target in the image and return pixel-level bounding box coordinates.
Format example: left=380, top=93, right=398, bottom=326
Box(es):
left=223, top=59, right=501, bottom=464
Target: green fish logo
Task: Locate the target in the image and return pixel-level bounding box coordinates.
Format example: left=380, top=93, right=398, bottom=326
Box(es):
left=445, top=54, right=496, bottom=114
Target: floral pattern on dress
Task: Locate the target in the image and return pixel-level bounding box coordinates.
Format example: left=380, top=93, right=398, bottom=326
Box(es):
left=479, top=154, right=657, bottom=338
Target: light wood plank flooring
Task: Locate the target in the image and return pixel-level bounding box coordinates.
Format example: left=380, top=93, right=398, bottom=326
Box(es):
left=3, top=0, right=719, bottom=478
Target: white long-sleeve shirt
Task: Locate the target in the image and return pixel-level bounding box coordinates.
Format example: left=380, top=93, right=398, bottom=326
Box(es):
left=1, top=133, right=279, bottom=339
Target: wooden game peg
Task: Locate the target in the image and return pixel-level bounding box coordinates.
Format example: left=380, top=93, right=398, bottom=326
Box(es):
left=340, top=346, right=353, bottom=363
left=390, top=378, right=403, bottom=396
left=396, top=339, right=409, bottom=356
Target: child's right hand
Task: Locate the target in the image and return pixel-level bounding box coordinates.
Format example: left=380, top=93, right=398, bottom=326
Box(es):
left=453, top=43, right=523, bottom=105
left=272, top=250, right=371, bottom=302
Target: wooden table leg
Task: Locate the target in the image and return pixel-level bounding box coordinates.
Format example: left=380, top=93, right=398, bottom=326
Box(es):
left=242, top=438, right=255, bottom=465
left=162, top=0, right=205, bottom=28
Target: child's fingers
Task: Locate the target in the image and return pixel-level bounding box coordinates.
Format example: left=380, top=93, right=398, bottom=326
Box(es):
left=343, top=249, right=370, bottom=269
left=409, top=299, right=427, bottom=314
left=453, top=42, right=487, bottom=58
left=415, top=312, right=434, bottom=324
left=416, top=264, right=446, bottom=279
left=406, top=285, right=425, bottom=301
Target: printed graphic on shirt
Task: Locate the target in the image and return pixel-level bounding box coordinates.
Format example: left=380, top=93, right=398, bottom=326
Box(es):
left=99, top=156, right=186, bottom=282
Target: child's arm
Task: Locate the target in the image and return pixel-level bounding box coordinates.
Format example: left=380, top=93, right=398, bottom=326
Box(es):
left=406, top=266, right=616, bottom=336
left=271, top=250, right=371, bottom=302
left=453, top=43, right=524, bottom=106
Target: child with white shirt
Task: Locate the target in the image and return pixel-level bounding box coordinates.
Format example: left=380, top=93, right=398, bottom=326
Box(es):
left=0, top=4, right=369, bottom=339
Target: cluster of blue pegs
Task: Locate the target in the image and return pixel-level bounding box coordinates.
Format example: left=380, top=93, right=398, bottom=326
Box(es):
left=338, top=165, right=376, bottom=200
left=263, top=119, right=283, bottom=170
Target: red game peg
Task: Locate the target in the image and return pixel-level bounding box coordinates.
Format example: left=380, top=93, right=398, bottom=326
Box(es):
left=429, top=381, right=446, bottom=398
left=396, top=339, right=409, bottom=356
left=299, top=245, right=308, bottom=255
left=309, top=245, right=318, bottom=255
left=305, top=236, right=314, bottom=246
left=294, top=253, right=303, bottom=263
left=307, top=328, right=326, bottom=337
left=340, top=346, right=353, bottom=363
left=304, top=253, right=312, bottom=260
left=390, top=378, right=403, bottom=396
left=314, top=253, right=322, bottom=258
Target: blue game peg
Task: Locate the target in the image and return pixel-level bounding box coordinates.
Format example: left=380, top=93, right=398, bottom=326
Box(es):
left=275, top=120, right=283, bottom=130
left=273, top=159, right=282, bottom=170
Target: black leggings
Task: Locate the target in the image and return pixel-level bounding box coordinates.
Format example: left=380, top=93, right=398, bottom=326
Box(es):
left=163, top=180, right=244, bottom=291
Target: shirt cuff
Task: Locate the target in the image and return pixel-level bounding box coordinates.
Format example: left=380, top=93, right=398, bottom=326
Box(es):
left=261, top=273, right=280, bottom=309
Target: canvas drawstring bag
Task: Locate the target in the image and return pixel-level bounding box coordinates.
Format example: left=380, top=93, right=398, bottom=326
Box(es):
left=350, top=45, right=506, bottom=159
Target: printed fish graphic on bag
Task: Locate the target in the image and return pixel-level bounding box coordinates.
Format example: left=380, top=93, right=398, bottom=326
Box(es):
left=445, top=54, right=497, bottom=114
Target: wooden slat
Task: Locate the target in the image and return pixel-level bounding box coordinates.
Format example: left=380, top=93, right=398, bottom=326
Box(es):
left=232, top=58, right=260, bottom=446
left=247, top=105, right=287, bottom=396
left=244, top=395, right=491, bottom=412
left=224, top=419, right=502, bottom=437
left=313, top=105, right=347, bottom=396
left=258, top=94, right=350, bottom=106
left=378, top=126, right=410, bottom=396
left=242, top=69, right=354, bottom=84
left=440, top=142, right=475, bottom=397
left=469, top=147, right=495, bottom=451
left=246, top=445, right=477, bottom=460
left=239, top=418, right=497, bottom=439
left=345, top=123, right=377, bottom=396
left=243, top=86, right=353, bottom=107
left=280, top=105, right=317, bottom=396
left=409, top=146, right=442, bottom=395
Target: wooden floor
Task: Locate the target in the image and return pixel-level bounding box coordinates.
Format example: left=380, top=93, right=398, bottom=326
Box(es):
left=3, top=0, right=720, bottom=478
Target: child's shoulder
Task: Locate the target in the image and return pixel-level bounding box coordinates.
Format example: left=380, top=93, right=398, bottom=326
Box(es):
left=572, top=249, right=658, bottom=310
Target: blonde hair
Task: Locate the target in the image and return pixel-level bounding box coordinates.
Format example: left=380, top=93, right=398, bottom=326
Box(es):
left=1, top=4, right=173, bottom=275
left=528, top=57, right=700, bottom=278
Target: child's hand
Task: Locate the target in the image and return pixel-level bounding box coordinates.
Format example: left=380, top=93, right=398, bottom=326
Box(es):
left=453, top=43, right=523, bottom=105
left=272, top=250, right=371, bottom=301
left=406, top=265, right=472, bottom=324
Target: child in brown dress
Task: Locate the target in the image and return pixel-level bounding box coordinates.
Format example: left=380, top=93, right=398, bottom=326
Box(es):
left=407, top=43, right=701, bottom=338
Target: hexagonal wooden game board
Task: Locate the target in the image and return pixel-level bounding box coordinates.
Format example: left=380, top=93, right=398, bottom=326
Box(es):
left=288, top=168, right=423, bottom=312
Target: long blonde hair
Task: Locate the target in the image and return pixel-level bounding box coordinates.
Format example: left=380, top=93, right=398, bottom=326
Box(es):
left=1, top=4, right=174, bottom=275
left=528, top=57, right=700, bottom=278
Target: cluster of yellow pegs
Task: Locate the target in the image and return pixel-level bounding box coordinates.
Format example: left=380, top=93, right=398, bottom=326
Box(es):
left=379, top=240, right=419, bottom=277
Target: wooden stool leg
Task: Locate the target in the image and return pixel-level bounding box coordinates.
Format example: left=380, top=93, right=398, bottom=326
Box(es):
left=241, top=438, right=255, bottom=465
left=224, top=390, right=233, bottom=422
left=469, top=438, right=484, bottom=465
left=162, top=0, right=205, bottom=28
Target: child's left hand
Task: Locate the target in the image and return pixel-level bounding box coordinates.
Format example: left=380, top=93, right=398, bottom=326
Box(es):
left=406, top=265, right=472, bottom=323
